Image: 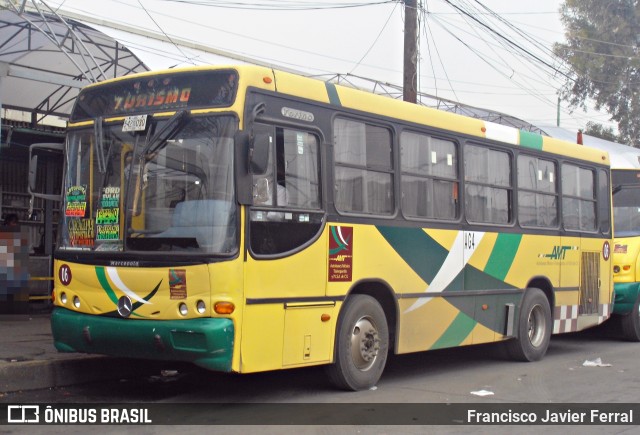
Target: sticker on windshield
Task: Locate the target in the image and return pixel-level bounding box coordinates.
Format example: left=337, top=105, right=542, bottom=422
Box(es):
left=100, top=186, right=120, bottom=209
left=68, top=218, right=95, bottom=247
left=65, top=185, right=87, bottom=217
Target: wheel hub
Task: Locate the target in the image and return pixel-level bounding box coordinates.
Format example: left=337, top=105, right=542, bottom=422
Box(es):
left=350, top=316, right=380, bottom=371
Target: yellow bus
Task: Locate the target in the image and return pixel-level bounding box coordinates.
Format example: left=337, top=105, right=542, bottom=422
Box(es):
left=612, top=166, right=640, bottom=340
left=36, top=65, right=613, bottom=390
left=570, top=136, right=640, bottom=341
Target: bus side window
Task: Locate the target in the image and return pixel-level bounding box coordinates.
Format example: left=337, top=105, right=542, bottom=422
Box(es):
left=250, top=125, right=322, bottom=255
left=598, top=168, right=611, bottom=234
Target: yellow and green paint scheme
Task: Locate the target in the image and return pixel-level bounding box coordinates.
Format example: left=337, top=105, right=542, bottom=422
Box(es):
left=51, top=65, right=613, bottom=374
left=52, top=220, right=612, bottom=373
left=612, top=237, right=640, bottom=314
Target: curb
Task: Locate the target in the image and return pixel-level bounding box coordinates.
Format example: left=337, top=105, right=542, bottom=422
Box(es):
left=0, top=356, right=167, bottom=393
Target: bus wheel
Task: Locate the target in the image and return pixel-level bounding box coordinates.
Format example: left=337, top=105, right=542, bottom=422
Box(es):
left=620, top=294, right=640, bottom=342
left=505, top=288, right=551, bottom=362
left=326, top=294, right=389, bottom=391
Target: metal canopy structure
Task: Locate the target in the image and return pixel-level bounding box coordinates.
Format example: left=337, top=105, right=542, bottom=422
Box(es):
left=0, top=0, right=541, bottom=133
left=325, top=73, right=545, bottom=134
left=0, top=1, right=149, bottom=124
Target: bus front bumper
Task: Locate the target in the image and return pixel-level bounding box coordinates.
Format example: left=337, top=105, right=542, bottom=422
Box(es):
left=51, top=307, right=234, bottom=372
left=613, top=282, right=640, bottom=316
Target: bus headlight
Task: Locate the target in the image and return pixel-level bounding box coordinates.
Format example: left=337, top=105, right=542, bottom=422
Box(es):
left=179, top=303, right=188, bottom=316
left=196, top=300, right=206, bottom=314
left=60, top=292, right=67, bottom=304
left=73, top=296, right=81, bottom=309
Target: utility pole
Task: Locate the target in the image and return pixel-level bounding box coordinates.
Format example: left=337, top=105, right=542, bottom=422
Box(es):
left=403, top=0, right=418, bottom=103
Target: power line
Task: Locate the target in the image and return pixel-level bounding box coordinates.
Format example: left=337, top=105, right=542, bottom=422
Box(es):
left=440, top=0, right=573, bottom=81
left=349, top=0, right=399, bottom=74
left=152, top=0, right=398, bottom=11
left=420, top=1, right=461, bottom=103
left=137, top=0, right=198, bottom=65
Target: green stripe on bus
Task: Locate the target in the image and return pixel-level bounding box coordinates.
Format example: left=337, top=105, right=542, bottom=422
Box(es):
left=325, top=82, right=342, bottom=106
left=95, top=266, right=119, bottom=305
left=377, top=226, right=448, bottom=285
left=463, top=264, right=517, bottom=291
left=430, top=311, right=476, bottom=349
left=519, top=130, right=543, bottom=150
left=483, top=233, right=522, bottom=281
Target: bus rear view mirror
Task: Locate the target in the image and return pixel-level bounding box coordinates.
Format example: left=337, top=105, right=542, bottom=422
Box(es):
left=28, top=142, right=64, bottom=202
left=249, top=132, right=270, bottom=175
left=235, top=130, right=270, bottom=175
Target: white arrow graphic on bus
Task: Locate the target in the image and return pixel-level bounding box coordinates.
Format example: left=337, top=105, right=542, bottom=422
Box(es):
left=106, top=267, right=151, bottom=305
left=405, top=231, right=485, bottom=313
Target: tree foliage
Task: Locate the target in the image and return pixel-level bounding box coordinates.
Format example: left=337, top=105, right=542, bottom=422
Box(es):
left=554, top=0, right=640, bottom=147
left=584, top=121, right=619, bottom=142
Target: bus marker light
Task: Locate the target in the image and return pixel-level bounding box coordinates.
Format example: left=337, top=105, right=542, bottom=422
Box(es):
left=614, top=266, right=620, bottom=273
left=214, top=302, right=235, bottom=314
left=481, top=304, right=488, bottom=311
left=196, top=300, right=206, bottom=314
left=51, top=290, right=56, bottom=303
left=263, top=76, right=273, bottom=84
left=321, top=314, right=331, bottom=322
left=623, top=265, right=631, bottom=271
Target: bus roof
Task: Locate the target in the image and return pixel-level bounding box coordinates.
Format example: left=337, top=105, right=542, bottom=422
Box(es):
left=82, top=65, right=611, bottom=166
left=542, top=125, right=640, bottom=170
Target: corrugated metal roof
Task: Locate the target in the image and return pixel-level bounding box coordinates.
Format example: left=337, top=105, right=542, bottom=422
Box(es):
left=0, top=7, right=148, bottom=121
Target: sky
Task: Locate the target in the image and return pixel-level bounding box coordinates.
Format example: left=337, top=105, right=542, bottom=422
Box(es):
left=42, top=0, right=617, bottom=133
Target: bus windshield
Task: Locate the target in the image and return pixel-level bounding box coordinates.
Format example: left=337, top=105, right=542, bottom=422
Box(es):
left=613, top=185, right=640, bottom=237
left=59, top=114, right=238, bottom=255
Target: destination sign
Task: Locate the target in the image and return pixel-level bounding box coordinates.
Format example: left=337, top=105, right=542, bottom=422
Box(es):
left=71, top=70, right=239, bottom=122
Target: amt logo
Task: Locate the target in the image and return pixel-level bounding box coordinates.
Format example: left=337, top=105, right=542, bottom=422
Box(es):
left=541, top=245, right=576, bottom=260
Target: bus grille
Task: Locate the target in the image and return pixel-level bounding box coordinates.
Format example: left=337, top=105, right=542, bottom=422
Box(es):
left=579, top=252, right=600, bottom=315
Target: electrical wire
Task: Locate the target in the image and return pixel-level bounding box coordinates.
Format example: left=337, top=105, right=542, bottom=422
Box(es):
left=137, top=0, right=198, bottom=65
left=349, top=0, right=399, bottom=74
left=43, top=0, right=615, bottom=129
left=151, top=0, right=398, bottom=11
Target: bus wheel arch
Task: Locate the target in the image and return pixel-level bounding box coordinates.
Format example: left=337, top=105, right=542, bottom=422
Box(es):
left=526, top=277, right=555, bottom=311
left=505, top=287, right=552, bottom=362
left=326, top=281, right=396, bottom=391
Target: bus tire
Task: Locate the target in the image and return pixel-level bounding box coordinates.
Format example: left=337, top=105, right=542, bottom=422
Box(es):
left=326, top=294, right=389, bottom=391
left=505, top=288, right=551, bottom=362
left=620, top=294, right=640, bottom=342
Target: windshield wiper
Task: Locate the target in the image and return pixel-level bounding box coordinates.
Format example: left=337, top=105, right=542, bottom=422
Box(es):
left=94, top=116, right=106, bottom=173
left=142, top=110, right=189, bottom=157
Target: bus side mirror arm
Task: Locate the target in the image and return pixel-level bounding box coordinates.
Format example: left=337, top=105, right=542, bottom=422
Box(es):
left=234, top=129, right=271, bottom=205
left=235, top=103, right=269, bottom=205
left=29, top=142, right=64, bottom=202
left=235, top=130, right=254, bottom=205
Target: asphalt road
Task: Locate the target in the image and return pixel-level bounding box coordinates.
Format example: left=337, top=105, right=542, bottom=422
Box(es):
left=2, top=320, right=639, bottom=434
